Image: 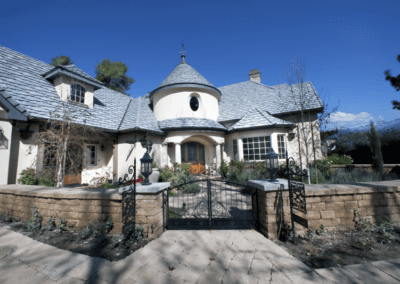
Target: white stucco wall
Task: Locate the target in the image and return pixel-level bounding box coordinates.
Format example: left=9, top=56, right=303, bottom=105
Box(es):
left=152, top=88, right=220, bottom=121
left=53, top=76, right=94, bottom=109
left=0, top=120, right=12, bottom=185
left=117, top=134, right=165, bottom=181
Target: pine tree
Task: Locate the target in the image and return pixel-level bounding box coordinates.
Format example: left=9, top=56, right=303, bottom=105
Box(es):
left=367, top=122, right=384, bottom=179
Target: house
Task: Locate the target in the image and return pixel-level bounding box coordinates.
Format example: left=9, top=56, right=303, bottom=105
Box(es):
left=0, top=45, right=325, bottom=185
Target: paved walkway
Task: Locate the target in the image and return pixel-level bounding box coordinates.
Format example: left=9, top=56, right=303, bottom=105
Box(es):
left=1, top=226, right=400, bottom=284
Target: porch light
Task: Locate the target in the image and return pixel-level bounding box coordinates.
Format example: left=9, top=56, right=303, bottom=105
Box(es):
left=288, top=132, right=295, bottom=140
left=266, top=148, right=279, bottom=182
left=140, top=152, right=153, bottom=185
left=0, top=128, right=3, bottom=140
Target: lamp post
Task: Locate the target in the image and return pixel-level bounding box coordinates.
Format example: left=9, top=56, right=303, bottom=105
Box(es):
left=266, top=148, right=279, bottom=182
left=140, top=136, right=153, bottom=185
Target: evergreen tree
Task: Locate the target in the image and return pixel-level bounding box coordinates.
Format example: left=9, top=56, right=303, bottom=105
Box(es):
left=95, top=59, right=135, bottom=95
left=384, top=54, right=400, bottom=110
left=367, top=122, right=384, bottom=179
left=50, top=55, right=73, bottom=66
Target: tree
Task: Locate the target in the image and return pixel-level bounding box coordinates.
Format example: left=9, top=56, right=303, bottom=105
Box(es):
left=95, top=59, right=135, bottom=95
left=384, top=54, right=400, bottom=110
left=366, top=122, right=384, bottom=179
left=30, top=76, right=104, bottom=187
left=276, top=55, right=324, bottom=184
left=50, top=55, right=73, bottom=66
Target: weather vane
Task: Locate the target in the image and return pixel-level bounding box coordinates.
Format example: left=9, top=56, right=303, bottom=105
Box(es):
left=179, top=41, right=186, bottom=63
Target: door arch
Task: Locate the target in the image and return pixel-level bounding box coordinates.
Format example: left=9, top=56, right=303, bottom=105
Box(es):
left=181, top=142, right=205, bottom=174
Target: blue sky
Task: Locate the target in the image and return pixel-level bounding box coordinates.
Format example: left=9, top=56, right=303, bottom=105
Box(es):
left=1, top=0, right=399, bottom=131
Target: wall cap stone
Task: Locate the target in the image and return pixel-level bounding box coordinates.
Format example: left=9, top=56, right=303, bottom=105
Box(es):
left=119, top=182, right=170, bottom=194
left=249, top=179, right=289, bottom=191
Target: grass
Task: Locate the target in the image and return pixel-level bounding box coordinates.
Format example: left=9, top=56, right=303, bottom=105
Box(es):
left=169, top=209, right=179, bottom=218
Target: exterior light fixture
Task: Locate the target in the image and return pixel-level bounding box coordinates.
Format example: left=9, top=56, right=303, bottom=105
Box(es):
left=288, top=132, right=295, bottom=140
left=0, top=128, right=3, bottom=140
left=140, top=152, right=153, bottom=185
left=101, top=144, right=105, bottom=151
left=266, top=148, right=279, bottom=182
left=140, top=135, right=153, bottom=185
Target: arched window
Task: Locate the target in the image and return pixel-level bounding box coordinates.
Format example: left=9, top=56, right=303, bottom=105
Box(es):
left=70, top=84, right=86, bottom=103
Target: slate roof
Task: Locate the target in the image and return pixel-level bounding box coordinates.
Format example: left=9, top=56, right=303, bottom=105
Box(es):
left=217, top=81, right=323, bottom=123
left=228, top=108, right=294, bottom=131
left=0, top=45, right=136, bottom=131
left=119, top=95, right=164, bottom=134
left=157, top=62, right=215, bottom=89
left=159, top=117, right=226, bottom=131
left=0, top=45, right=324, bottom=135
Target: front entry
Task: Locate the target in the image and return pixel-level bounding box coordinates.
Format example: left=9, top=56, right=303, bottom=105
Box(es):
left=165, top=179, right=256, bottom=229
left=181, top=142, right=205, bottom=175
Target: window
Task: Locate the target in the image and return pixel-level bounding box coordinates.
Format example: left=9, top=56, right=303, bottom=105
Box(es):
left=277, top=135, right=286, bottom=159
left=233, top=139, right=238, bottom=161
left=86, top=145, right=97, bottom=166
left=190, top=96, right=199, bottom=111
left=70, top=84, right=86, bottom=103
left=243, top=136, right=271, bottom=161
left=43, top=143, right=57, bottom=167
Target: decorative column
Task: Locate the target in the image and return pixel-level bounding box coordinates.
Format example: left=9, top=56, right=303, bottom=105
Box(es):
left=161, top=143, right=168, bottom=167
left=175, top=143, right=181, bottom=164
left=238, top=138, right=244, bottom=161
left=214, top=143, right=221, bottom=170
left=221, top=143, right=226, bottom=161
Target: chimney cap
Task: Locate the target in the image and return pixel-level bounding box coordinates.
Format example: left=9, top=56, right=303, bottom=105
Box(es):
left=249, top=69, right=260, bottom=76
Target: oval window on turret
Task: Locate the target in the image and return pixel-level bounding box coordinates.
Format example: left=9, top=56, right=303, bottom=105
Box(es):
left=190, top=96, right=199, bottom=111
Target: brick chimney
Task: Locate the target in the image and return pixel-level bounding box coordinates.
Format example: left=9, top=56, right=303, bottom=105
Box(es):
left=249, top=69, right=261, bottom=83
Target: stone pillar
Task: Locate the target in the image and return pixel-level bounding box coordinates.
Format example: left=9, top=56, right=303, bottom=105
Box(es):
left=175, top=143, right=181, bottom=164
left=161, top=143, right=168, bottom=167
left=215, top=143, right=221, bottom=170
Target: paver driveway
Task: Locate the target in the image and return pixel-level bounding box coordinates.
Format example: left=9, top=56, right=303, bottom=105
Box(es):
left=1, top=226, right=400, bottom=283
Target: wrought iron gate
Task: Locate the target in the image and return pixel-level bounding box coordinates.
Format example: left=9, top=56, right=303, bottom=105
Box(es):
left=164, top=179, right=256, bottom=229
left=283, top=150, right=309, bottom=242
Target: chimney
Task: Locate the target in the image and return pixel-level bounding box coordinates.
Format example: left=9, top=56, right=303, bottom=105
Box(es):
left=249, top=69, right=261, bottom=83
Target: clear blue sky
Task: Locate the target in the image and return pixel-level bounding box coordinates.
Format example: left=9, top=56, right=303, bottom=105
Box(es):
left=1, top=0, right=399, bottom=131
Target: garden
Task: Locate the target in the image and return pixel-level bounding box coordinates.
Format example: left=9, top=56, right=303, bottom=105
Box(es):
left=275, top=211, right=400, bottom=268
left=0, top=207, right=151, bottom=262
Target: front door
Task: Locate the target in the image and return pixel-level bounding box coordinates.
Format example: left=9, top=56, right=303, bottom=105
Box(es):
left=181, top=142, right=205, bottom=174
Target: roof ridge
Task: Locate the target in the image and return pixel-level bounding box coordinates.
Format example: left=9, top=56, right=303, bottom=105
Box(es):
left=117, top=98, right=133, bottom=131
left=255, top=108, right=272, bottom=123
left=135, top=96, right=142, bottom=127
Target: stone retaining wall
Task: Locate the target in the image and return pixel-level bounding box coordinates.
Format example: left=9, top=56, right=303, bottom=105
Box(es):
left=330, top=164, right=400, bottom=175
left=0, top=184, right=166, bottom=239
left=256, top=180, right=400, bottom=239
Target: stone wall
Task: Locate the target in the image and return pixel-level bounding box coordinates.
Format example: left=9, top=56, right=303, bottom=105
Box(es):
left=330, top=164, right=400, bottom=175
left=0, top=184, right=167, bottom=239
left=256, top=180, right=400, bottom=239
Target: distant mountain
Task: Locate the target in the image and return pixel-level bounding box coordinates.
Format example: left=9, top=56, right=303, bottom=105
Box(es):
left=325, top=118, right=400, bottom=139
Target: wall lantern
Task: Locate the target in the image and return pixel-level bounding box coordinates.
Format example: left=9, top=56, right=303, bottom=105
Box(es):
left=266, top=148, right=279, bottom=182
left=0, top=128, right=3, bottom=140
left=140, top=152, right=153, bottom=185
left=140, top=135, right=153, bottom=185
left=101, top=144, right=105, bottom=151
left=288, top=132, right=295, bottom=140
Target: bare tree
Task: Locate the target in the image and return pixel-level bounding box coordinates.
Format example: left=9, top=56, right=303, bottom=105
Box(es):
left=276, top=55, right=327, bottom=184
left=30, top=76, right=105, bottom=187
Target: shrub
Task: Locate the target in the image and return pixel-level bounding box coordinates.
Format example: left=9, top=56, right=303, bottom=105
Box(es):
left=98, top=183, right=118, bottom=189
left=229, top=160, right=246, bottom=175
left=43, top=216, right=56, bottom=231
left=367, top=122, right=384, bottom=179
left=56, top=217, right=68, bottom=232
left=135, top=225, right=145, bottom=241
left=308, top=158, right=333, bottom=180
left=26, top=206, right=42, bottom=231
left=309, top=168, right=325, bottom=184
left=38, top=175, right=54, bottom=187
left=219, top=159, right=229, bottom=178
left=325, top=153, right=353, bottom=165
left=18, top=168, right=37, bottom=185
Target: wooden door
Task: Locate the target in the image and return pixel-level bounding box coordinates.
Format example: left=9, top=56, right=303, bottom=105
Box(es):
left=182, top=142, right=206, bottom=175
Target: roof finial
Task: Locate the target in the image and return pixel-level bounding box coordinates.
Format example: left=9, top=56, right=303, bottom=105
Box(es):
left=179, top=41, right=186, bottom=64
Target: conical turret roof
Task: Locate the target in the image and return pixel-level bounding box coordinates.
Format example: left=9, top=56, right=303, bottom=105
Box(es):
left=157, top=62, right=215, bottom=89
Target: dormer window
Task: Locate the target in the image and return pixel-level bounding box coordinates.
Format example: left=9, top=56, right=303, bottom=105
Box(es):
left=70, top=84, right=86, bottom=103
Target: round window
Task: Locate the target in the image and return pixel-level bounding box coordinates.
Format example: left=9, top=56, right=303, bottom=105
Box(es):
left=190, top=96, right=199, bottom=111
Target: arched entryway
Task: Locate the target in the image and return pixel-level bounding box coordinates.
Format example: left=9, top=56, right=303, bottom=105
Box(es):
left=181, top=142, right=206, bottom=174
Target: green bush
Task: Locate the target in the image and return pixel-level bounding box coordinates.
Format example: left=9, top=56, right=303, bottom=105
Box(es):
left=38, top=175, right=54, bottom=187
left=98, top=183, right=118, bottom=189
left=308, top=158, right=333, bottom=180
left=229, top=160, right=246, bottom=175
left=18, top=168, right=37, bottom=185
left=219, top=159, right=229, bottom=178
left=25, top=206, right=42, bottom=231
left=325, top=153, right=353, bottom=165
left=309, top=168, right=325, bottom=184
